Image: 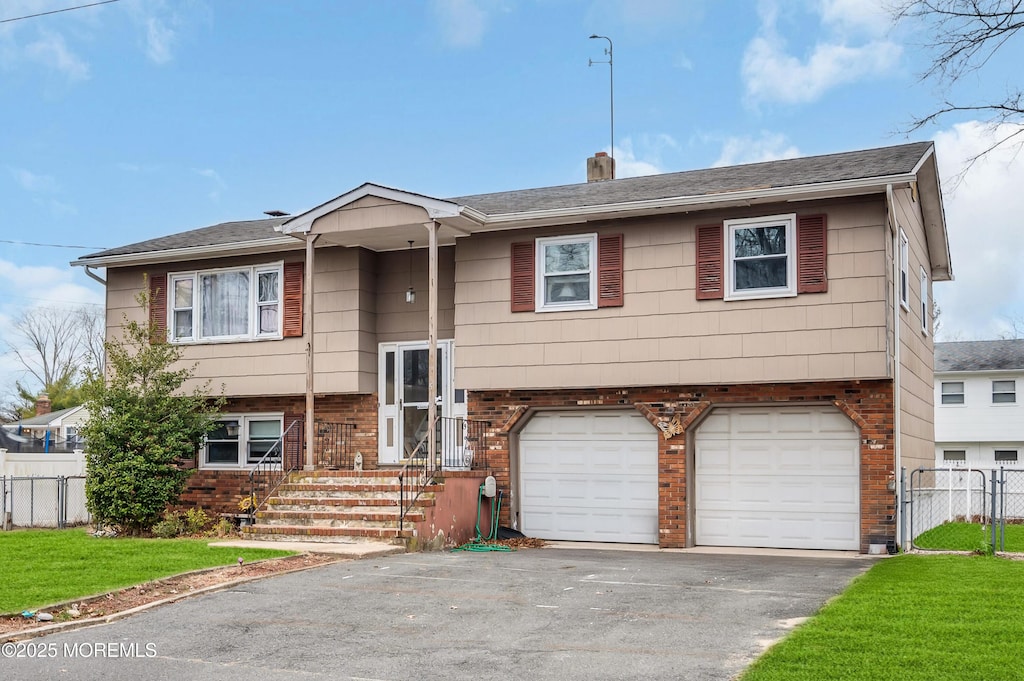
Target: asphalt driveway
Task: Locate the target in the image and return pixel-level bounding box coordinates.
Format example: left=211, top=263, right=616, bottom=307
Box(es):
left=5, top=547, right=873, bottom=681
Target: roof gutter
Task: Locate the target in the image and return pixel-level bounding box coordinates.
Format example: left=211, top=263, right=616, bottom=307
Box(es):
left=70, top=235, right=304, bottom=269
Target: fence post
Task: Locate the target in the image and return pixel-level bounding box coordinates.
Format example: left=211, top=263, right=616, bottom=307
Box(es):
left=58, top=476, right=66, bottom=529
left=899, top=468, right=907, bottom=552
left=990, top=472, right=998, bottom=554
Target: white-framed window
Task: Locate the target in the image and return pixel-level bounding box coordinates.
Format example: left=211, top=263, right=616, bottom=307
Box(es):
left=536, top=234, right=597, bottom=311
left=942, top=449, right=966, bottom=463
left=899, top=229, right=909, bottom=311
left=940, top=381, right=965, bottom=405
left=724, top=214, right=796, bottom=300
left=64, top=426, right=83, bottom=448
left=203, top=414, right=284, bottom=468
left=995, top=449, right=1018, bottom=463
left=993, top=380, right=1016, bottom=404
left=169, top=263, right=283, bottom=342
left=920, top=266, right=929, bottom=335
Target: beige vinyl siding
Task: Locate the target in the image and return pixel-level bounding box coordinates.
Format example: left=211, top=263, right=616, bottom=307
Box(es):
left=892, top=186, right=936, bottom=472
left=105, top=256, right=307, bottom=396
left=454, top=198, right=891, bottom=391
left=375, top=247, right=455, bottom=343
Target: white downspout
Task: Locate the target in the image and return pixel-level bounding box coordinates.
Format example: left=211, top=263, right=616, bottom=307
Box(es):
left=886, top=184, right=903, bottom=546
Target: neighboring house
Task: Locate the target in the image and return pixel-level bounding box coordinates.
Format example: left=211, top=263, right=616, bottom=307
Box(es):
left=73, top=141, right=952, bottom=552
left=934, top=339, right=1024, bottom=470
left=1, top=397, right=89, bottom=453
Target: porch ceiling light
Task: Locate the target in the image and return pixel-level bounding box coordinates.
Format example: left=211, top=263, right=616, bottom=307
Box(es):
left=406, top=240, right=416, bottom=304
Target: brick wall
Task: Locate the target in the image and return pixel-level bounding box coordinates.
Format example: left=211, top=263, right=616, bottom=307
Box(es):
left=178, top=393, right=379, bottom=515
left=467, top=380, right=896, bottom=553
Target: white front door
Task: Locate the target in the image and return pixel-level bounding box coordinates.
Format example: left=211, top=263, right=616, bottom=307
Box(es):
left=378, top=340, right=455, bottom=465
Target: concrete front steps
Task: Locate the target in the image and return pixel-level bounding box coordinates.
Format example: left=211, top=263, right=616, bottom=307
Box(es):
left=242, top=470, right=441, bottom=546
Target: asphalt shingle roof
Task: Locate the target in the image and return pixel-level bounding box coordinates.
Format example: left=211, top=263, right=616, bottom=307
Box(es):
left=935, top=340, right=1024, bottom=372
left=77, top=142, right=932, bottom=261
left=3, top=405, right=84, bottom=427
left=78, top=217, right=288, bottom=261
left=448, top=142, right=933, bottom=215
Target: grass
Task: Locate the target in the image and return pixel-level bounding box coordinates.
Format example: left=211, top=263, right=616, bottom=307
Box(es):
left=741, top=554, right=1024, bottom=681
left=913, top=521, right=1024, bottom=552
left=0, top=529, right=294, bottom=613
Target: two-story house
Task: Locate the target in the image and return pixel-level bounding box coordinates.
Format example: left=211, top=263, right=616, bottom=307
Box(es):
left=74, top=141, right=952, bottom=552
left=934, top=339, right=1024, bottom=469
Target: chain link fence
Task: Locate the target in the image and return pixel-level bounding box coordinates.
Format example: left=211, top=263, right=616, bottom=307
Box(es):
left=1, top=476, right=90, bottom=530
left=904, top=467, right=1024, bottom=554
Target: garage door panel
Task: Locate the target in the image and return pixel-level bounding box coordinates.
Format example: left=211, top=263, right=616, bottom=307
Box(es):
left=520, top=411, right=658, bottom=544
left=695, top=406, right=860, bottom=550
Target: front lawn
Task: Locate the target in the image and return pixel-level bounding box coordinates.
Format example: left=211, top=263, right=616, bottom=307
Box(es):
left=913, top=521, right=1024, bottom=552
left=0, top=529, right=293, bottom=613
left=741, top=554, right=1024, bottom=681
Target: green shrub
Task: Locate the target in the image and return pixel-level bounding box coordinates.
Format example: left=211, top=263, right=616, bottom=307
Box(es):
left=81, top=289, right=224, bottom=534
left=152, top=512, right=184, bottom=538
left=183, top=507, right=210, bottom=535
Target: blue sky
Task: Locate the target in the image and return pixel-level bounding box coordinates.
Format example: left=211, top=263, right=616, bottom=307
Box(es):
left=2, top=0, right=1024, bottom=402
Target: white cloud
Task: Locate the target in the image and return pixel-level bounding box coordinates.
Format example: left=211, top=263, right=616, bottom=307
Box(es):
left=145, top=16, right=176, bottom=64
left=818, top=0, right=891, bottom=37
left=713, top=131, right=801, bottom=167
left=742, top=1, right=901, bottom=105
left=0, top=259, right=105, bottom=399
left=9, top=167, right=56, bottom=193
left=432, top=0, right=493, bottom=49
left=932, top=121, right=1024, bottom=340
left=588, top=135, right=680, bottom=178
left=24, top=30, right=89, bottom=81
left=193, top=167, right=226, bottom=201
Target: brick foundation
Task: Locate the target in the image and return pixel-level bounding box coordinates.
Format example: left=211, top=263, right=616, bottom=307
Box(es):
left=179, top=393, right=380, bottom=516
left=467, top=380, right=896, bottom=553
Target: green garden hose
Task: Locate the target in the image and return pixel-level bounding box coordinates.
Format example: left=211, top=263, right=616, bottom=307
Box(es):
left=452, top=486, right=511, bottom=552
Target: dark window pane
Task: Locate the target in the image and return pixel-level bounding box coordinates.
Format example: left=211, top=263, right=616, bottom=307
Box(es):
left=734, top=226, right=786, bottom=258
left=734, top=257, right=787, bottom=290
left=207, top=441, right=238, bottom=464
left=544, top=274, right=590, bottom=303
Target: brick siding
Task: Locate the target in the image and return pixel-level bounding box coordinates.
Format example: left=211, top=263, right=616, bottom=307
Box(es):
left=467, top=380, right=896, bottom=553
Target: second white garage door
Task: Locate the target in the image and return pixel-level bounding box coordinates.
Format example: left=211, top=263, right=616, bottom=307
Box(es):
left=519, top=410, right=658, bottom=544
left=695, top=406, right=860, bottom=550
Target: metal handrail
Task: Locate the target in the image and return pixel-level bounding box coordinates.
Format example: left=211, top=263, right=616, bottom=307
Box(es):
left=397, top=416, right=491, bottom=532
left=247, top=418, right=304, bottom=521
left=398, top=424, right=437, bottom=532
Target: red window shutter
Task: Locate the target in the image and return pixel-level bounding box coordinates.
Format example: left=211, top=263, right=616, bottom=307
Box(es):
left=282, top=261, right=304, bottom=337
left=510, top=241, right=535, bottom=312
left=597, top=233, right=624, bottom=308
left=797, top=214, right=828, bottom=294
left=148, top=273, right=167, bottom=343
left=695, top=224, right=724, bottom=300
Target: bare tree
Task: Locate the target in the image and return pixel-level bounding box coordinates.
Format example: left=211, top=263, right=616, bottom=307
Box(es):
left=894, top=1, right=1024, bottom=163
left=2, top=305, right=104, bottom=416
left=997, top=312, right=1024, bottom=338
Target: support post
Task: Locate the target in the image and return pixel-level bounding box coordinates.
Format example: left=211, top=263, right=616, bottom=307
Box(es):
left=304, top=235, right=318, bottom=471
left=426, top=220, right=438, bottom=471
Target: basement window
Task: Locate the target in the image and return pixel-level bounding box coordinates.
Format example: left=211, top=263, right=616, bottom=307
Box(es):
left=203, top=414, right=284, bottom=468
left=942, top=450, right=966, bottom=463
left=995, top=450, right=1018, bottom=463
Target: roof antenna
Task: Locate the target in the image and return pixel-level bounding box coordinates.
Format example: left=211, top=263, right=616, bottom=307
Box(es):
left=264, top=210, right=289, bottom=217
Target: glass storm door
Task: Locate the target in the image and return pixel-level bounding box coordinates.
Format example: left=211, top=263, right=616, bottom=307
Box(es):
left=378, top=341, right=453, bottom=465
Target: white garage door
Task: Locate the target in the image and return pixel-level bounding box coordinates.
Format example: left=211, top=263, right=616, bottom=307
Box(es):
left=695, top=406, right=860, bottom=550
left=519, top=411, right=658, bottom=544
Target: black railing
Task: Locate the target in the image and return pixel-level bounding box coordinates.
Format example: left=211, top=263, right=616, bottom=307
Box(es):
left=399, top=417, right=490, bottom=532
left=438, top=416, right=488, bottom=470
left=247, top=418, right=304, bottom=519
left=315, top=422, right=357, bottom=469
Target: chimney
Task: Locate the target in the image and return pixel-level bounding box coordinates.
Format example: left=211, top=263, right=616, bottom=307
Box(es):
left=35, top=393, right=52, bottom=417
left=587, top=151, right=615, bottom=182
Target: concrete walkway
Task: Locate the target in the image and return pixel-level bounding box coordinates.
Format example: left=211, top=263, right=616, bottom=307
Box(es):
left=208, top=539, right=406, bottom=558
